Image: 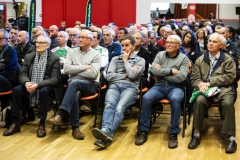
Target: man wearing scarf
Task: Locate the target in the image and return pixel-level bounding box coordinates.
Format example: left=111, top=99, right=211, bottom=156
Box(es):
left=3, top=35, right=60, bottom=138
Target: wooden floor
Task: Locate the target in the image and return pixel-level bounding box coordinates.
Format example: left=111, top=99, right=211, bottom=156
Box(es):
left=1, top=88, right=240, bottom=160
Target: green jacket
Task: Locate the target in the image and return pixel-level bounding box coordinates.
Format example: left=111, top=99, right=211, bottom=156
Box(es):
left=190, top=50, right=236, bottom=102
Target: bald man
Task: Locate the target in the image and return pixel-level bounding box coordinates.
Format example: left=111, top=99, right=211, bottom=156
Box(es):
left=48, top=25, right=58, bottom=50
left=14, top=31, right=36, bottom=66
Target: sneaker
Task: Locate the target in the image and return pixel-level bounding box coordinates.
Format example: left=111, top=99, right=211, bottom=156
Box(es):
left=94, top=139, right=107, bottom=148
left=80, top=101, right=91, bottom=111
left=92, top=128, right=113, bottom=143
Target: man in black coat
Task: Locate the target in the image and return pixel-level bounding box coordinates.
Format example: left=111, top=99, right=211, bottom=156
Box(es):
left=17, top=9, right=29, bottom=32
left=3, top=35, right=60, bottom=138
left=14, top=31, right=36, bottom=66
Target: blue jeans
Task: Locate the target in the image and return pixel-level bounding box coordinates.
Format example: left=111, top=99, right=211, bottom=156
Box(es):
left=60, top=79, right=97, bottom=126
left=101, top=82, right=138, bottom=137
left=139, top=83, right=184, bottom=134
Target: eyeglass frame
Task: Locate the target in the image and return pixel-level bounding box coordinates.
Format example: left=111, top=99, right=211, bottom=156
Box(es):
left=35, top=41, right=49, bottom=45
left=166, top=41, right=180, bottom=45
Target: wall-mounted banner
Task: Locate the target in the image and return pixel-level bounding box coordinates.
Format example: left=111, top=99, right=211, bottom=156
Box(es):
left=29, top=0, right=36, bottom=38
left=188, top=3, right=196, bottom=21
left=85, top=0, right=92, bottom=27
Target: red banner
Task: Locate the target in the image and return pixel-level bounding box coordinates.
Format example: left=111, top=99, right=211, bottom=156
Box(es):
left=188, top=3, right=196, bottom=21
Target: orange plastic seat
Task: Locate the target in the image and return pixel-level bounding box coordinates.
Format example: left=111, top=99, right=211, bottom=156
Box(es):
left=0, top=90, right=12, bottom=96
left=80, top=93, right=98, bottom=101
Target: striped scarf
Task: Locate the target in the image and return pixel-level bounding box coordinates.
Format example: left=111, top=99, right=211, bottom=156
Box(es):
left=30, top=51, right=48, bottom=107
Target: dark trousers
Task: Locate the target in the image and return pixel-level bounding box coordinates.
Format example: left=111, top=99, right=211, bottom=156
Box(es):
left=0, top=75, right=12, bottom=92
left=11, top=85, right=53, bottom=122
left=193, top=94, right=236, bottom=136
left=0, top=75, right=13, bottom=108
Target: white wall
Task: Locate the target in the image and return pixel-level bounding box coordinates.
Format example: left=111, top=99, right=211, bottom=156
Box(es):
left=3, top=0, right=42, bottom=22
left=137, top=0, right=240, bottom=24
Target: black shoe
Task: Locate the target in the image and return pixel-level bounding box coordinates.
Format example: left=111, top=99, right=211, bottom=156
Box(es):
left=225, top=140, right=237, bottom=153
left=168, top=134, right=178, bottom=149
left=135, top=132, right=148, bottom=146
left=188, top=136, right=200, bottom=149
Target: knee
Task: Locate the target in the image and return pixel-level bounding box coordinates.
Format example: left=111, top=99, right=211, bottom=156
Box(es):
left=116, top=105, right=123, bottom=113
left=39, top=87, right=50, bottom=96
left=195, top=95, right=207, bottom=104
left=170, top=95, right=183, bottom=103
left=12, top=85, right=24, bottom=94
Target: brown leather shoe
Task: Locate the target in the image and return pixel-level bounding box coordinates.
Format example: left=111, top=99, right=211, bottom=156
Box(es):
left=49, top=115, right=66, bottom=125
left=3, top=123, right=21, bottom=136
left=72, top=128, right=85, bottom=140
left=37, top=125, right=46, bottom=138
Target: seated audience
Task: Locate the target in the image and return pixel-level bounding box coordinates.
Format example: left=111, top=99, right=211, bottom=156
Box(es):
left=3, top=35, right=60, bottom=138
left=136, top=35, right=189, bottom=149
left=188, top=33, right=237, bottom=153
left=91, top=36, right=145, bottom=148
left=14, top=31, right=36, bottom=66
left=101, top=27, right=122, bottom=62
left=49, top=30, right=101, bottom=140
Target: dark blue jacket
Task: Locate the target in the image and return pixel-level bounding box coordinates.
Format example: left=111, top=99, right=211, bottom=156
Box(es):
left=101, top=41, right=122, bottom=62
left=0, top=43, right=18, bottom=85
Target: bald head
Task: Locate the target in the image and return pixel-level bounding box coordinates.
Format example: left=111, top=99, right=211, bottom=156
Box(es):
left=17, top=31, right=29, bottom=46
left=49, top=25, right=58, bottom=37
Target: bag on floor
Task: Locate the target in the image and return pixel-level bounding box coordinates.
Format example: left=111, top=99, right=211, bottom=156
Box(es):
left=0, top=106, right=11, bottom=128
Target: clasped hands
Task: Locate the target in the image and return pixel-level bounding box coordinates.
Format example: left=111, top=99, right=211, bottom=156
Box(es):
left=198, top=82, right=210, bottom=93
left=25, top=82, right=38, bottom=93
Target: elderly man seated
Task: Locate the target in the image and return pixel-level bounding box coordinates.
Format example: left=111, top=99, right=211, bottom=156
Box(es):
left=136, top=35, right=189, bottom=149
left=3, top=35, right=60, bottom=138
left=188, top=33, right=237, bottom=153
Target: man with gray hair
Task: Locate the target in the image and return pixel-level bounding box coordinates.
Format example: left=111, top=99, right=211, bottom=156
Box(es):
left=101, top=27, right=122, bottom=62
left=14, top=30, right=36, bottom=66
left=136, top=35, right=189, bottom=149
left=188, top=33, right=237, bottom=153
left=49, top=30, right=101, bottom=140
left=3, top=35, right=60, bottom=138
left=68, top=28, right=80, bottom=48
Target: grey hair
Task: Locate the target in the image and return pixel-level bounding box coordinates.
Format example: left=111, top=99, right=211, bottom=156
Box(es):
left=0, top=29, right=10, bottom=38
left=70, top=28, right=80, bottom=34
left=149, top=30, right=157, bottom=39
left=103, top=27, right=115, bottom=36
left=81, top=29, right=93, bottom=40
left=168, top=35, right=182, bottom=45
left=58, top=31, right=69, bottom=41
left=37, top=35, right=52, bottom=45
left=131, top=31, right=146, bottom=41
left=20, top=31, right=29, bottom=39
left=210, top=33, right=227, bottom=45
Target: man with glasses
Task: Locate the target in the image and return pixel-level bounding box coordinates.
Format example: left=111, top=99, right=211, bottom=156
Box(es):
left=157, top=27, right=173, bottom=48
left=101, top=27, right=122, bottom=62
left=14, top=30, right=35, bottom=66
left=49, top=30, right=101, bottom=140
left=3, top=35, right=60, bottom=138
left=48, top=25, right=58, bottom=50
left=0, top=29, right=18, bottom=108
left=188, top=33, right=237, bottom=153
left=68, top=28, right=80, bottom=48
left=136, top=35, right=189, bottom=149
